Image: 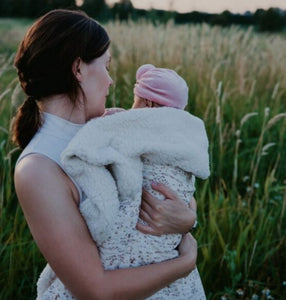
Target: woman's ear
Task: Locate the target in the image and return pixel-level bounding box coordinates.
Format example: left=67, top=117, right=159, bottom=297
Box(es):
left=72, top=57, right=83, bottom=81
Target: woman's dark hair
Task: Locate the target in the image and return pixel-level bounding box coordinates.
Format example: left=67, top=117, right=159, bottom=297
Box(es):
left=12, top=9, right=110, bottom=149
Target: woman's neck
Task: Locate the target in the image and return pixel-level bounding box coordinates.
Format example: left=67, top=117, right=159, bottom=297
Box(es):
left=38, top=94, right=86, bottom=124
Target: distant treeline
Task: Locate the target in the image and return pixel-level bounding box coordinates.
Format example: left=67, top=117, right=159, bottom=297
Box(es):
left=1, top=0, right=286, bottom=32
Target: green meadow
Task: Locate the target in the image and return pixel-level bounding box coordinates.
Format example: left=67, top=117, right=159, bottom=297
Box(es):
left=0, top=18, right=286, bottom=299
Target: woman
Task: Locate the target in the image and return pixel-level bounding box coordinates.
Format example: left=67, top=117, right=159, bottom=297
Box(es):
left=12, top=9, right=198, bottom=299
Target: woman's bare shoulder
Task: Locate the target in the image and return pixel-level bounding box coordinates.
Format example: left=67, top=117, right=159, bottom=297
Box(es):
left=14, top=154, right=78, bottom=205
left=15, top=153, right=61, bottom=177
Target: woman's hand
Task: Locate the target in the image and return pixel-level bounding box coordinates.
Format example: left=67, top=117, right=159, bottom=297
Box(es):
left=178, top=233, right=197, bottom=275
left=136, top=182, right=197, bottom=236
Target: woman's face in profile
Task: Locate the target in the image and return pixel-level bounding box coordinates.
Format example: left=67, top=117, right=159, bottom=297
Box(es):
left=80, top=50, right=113, bottom=120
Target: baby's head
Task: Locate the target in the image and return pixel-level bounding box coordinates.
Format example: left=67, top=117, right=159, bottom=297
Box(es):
left=133, top=64, right=188, bottom=109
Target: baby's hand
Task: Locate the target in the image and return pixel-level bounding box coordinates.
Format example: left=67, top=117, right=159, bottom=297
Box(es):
left=103, top=107, right=125, bottom=116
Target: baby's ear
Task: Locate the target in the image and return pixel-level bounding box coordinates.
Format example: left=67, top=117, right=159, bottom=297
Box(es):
left=145, top=99, right=153, bottom=107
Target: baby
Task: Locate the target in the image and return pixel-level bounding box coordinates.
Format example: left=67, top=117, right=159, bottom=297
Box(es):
left=132, top=63, right=200, bottom=224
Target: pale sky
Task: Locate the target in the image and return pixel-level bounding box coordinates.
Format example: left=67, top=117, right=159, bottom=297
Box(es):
left=106, top=0, right=286, bottom=13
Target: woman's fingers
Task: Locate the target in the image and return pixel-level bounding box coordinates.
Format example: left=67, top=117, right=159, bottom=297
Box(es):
left=136, top=222, right=158, bottom=236
left=137, top=189, right=167, bottom=235
left=150, top=182, right=179, bottom=201
left=189, top=197, right=197, bottom=212
left=141, top=188, right=162, bottom=209
left=141, top=189, right=157, bottom=211
left=138, top=206, right=153, bottom=225
left=138, top=193, right=164, bottom=235
left=138, top=184, right=197, bottom=235
left=179, top=233, right=197, bottom=258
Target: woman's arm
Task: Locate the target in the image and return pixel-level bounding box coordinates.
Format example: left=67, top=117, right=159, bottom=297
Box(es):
left=137, top=182, right=197, bottom=235
left=15, top=155, right=196, bottom=300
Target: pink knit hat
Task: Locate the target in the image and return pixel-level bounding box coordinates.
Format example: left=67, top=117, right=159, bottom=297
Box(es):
left=133, top=64, right=188, bottom=109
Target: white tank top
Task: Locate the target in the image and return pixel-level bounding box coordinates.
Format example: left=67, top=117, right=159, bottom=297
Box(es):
left=17, top=112, right=84, bottom=200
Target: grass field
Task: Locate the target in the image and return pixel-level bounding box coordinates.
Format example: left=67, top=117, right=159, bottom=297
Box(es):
left=0, top=18, right=286, bottom=299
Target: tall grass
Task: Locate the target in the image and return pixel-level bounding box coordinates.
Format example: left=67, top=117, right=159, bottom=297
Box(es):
left=1, top=18, right=286, bottom=299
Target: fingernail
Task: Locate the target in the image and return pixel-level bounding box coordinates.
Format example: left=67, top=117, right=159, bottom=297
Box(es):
left=151, top=181, right=158, bottom=186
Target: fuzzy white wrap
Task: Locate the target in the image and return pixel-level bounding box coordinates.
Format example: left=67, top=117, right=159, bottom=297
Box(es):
left=61, top=107, right=210, bottom=243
